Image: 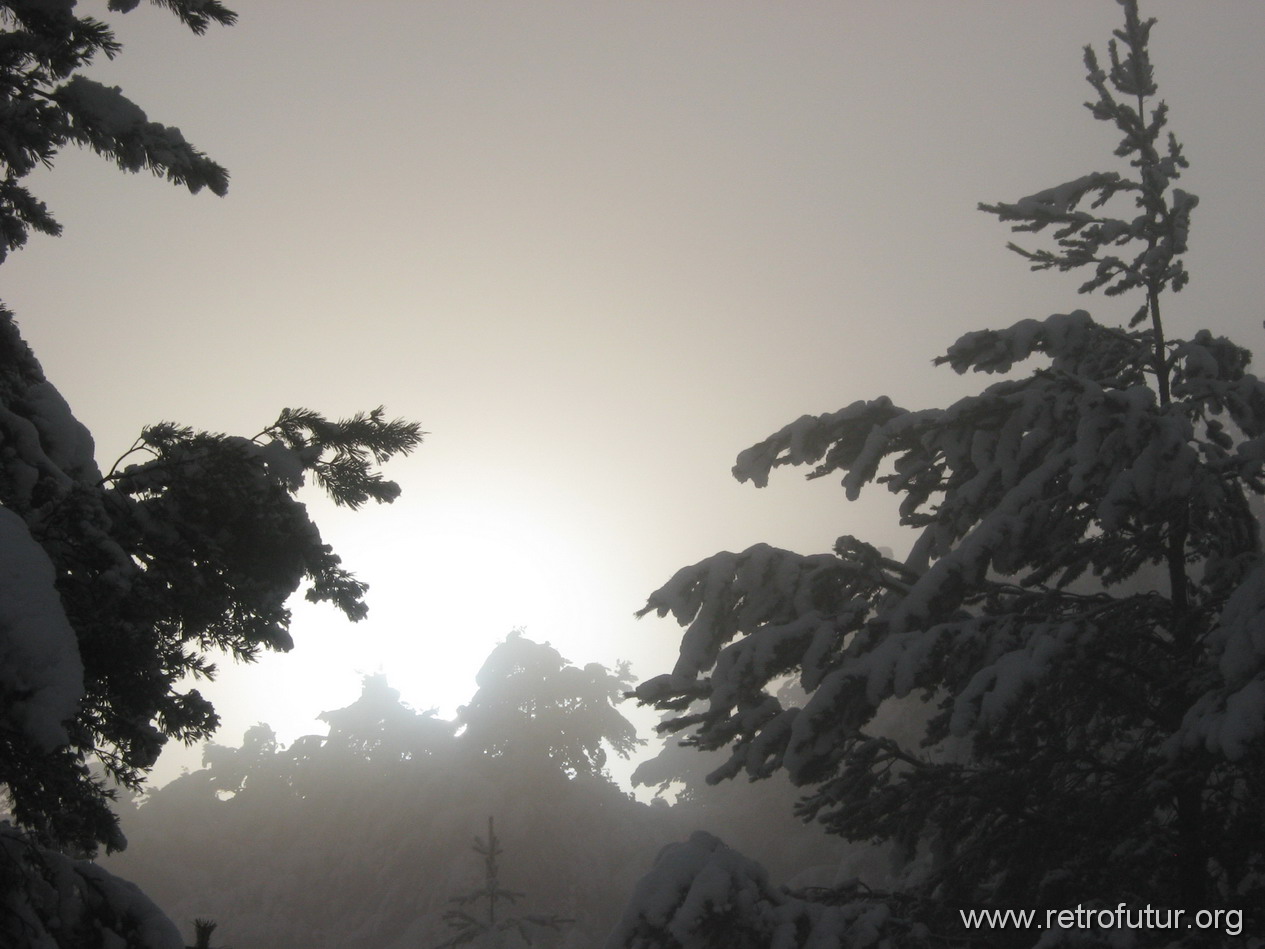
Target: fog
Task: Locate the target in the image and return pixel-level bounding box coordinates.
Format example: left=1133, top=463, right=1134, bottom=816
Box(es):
left=4, top=1, right=1265, bottom=946
left=100, top=633, right=844, bottom=947
left=6, top=3, right=1261, bottom=783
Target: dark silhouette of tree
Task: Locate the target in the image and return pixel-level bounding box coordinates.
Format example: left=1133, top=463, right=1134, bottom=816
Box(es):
left=0, top=0, right=234, bottom=261
left=186, top=918, right=228, bottom=949
left=318, top=674, right=456, bottom=764
left=98, top=638, right=683, bottom=948
left=619, top=2, right=1263, bottom=945
left=436, top=817, right=572, bottom=949
left=458, top=631, right=641, bottom=778
left=0, top=362, right=421, bottom=854
left=0, top=4, right=422, bottom=946
left=200, top=724, right=286, bottom=801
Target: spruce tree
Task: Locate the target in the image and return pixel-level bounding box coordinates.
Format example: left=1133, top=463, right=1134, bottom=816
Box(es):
left=624, top=2, right=1263, bottom=944
left=436, top=817, right=572, bottom=949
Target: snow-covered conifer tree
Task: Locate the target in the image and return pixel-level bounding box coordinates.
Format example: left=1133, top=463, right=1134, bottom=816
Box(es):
left=619, top=3, right=1264, bottom=945
left=0, top=4, right=424, bottom=946
left=0, top=308, right=422, bottom=945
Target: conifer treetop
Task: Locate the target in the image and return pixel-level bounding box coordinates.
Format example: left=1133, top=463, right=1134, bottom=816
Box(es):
left=436, top=817, right=572, bottom=949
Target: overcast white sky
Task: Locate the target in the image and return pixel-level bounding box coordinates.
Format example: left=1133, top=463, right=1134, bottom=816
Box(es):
left=4, top=1, right=1264, bottom=786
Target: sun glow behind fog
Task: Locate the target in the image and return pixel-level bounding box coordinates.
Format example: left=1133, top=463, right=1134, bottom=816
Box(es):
left=47, top=0, right=1262, bottom=800
left=342, top=499, right=606, bottom=717
left=148, top=478, right=631, bottom=789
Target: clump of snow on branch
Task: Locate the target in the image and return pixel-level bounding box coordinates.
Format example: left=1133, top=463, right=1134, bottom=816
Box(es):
left=0, top=507, right=84, bottom=752
left=606, top=831, right=901, bottom=949
left=1, top=823, right=185, bottom=949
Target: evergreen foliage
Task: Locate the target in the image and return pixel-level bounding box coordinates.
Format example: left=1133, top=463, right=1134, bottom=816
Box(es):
left=0, top=4, right=424, bottom=946
left=436, top=817, right=572, bottom=949
left=100, top=638, right=671, bottom=949
left=0, top=0, right=233, bottom=261
left=0, top=317, right=422, bottom=854
left=0, top=820, right=186, bottom=949
left=607, top=830, right=902, bottom=949
left=458, top=630, right=642, bottom=778
left=317, top=675, right=456, bottom=765
left=623, top=2, right=1264, bottom=945
left=0, top=312, right=421, bottom=943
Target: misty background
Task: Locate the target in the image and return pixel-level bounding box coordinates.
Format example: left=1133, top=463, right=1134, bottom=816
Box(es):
left=4, top=0, right=1263, bottom=791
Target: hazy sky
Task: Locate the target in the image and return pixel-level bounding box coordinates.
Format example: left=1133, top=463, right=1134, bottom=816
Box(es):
left=5, top=1, right=1264, bottom=785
